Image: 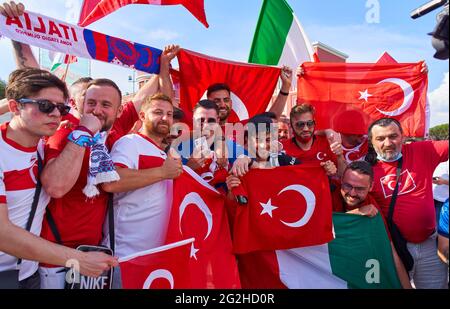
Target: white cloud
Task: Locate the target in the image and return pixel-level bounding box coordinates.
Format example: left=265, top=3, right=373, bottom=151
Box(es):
left=429, top=72, right=449, bottom=127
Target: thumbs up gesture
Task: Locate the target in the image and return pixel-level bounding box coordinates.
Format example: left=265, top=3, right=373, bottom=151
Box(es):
left=326, top=130, right=343, bottom=157
left=161, top=148, right=183, bottom=179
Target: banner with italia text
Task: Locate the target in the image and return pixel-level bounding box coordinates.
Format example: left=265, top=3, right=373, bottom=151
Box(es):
left=0, top=10, right=162, bottom=74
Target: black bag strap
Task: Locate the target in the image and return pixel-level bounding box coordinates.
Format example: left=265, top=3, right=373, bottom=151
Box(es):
left=108, top=193, right=115, bottom=254
left=45, top=209, right=63, bottom=245
left=18, top=152, right=43, bottom=265
left=387, top=157, right=403, bottom=226
left=45, top=193, right=115, bottom=253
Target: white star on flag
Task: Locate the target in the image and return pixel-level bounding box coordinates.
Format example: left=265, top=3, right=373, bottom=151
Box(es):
left=260, top=199, right=278, bottom=218
left=190, top=243, right=200, bottom=260
left=358, top=89, right=373, bottom=102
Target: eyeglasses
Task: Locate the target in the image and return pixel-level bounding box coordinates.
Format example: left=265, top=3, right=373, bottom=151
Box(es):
left=295, top=120, right=315, bottom=129
left=213, top=97, right=231, bottom=104
left=18, top=98, right=70, bottom=116
left=341, top=183, right=368, bottom=194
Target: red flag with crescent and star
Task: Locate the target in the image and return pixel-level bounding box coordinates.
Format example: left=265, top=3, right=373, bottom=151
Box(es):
left=165, top=166, right=241, bottom=288
left=119, top=238, right=194, bottom=289
left=297, top=61, right=428, bottom=137
left=78, top=0, right=209, bottom=28
left=178, top=49, right=281, bottom=124
left=233, top=164, right=334, bottom=254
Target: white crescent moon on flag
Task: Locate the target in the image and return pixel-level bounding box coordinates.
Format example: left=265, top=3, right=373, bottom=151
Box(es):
left=375, top=78, right=415, bottom=117
left=277, top=185, right=316, bottom=228
left=143, top=269, right=174, bottom=289
left=316, top=152, right=325, bottom=161
left=201, top=90, right=250, bottom=121
left=179, top=192, right=213, bottom=240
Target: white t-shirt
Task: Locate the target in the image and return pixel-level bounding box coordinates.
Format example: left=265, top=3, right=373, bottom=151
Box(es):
left=103, top=133, right=173, bottom=258
left=433, top=160, right=449, bottom=202
left=0, top=123, right=49, bottom=280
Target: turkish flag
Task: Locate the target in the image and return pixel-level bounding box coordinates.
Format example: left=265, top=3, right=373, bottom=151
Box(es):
left=233, top=164, right=334, bottom=254
left=119, top=238, right=193, bottom=289
left=79, top=0, right=209, bottom=28
left=165, top=166, right=241, bottom=288
left=178, top=49, right=281, bottom=123
left=297, top=62, right=428, bottom=137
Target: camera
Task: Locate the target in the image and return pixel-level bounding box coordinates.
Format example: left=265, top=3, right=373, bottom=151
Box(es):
left=411, top=0, right=449, bottom=60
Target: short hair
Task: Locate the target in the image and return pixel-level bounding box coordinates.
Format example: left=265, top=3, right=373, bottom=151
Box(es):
left=207, top=83, right=230, bottom=97
left=71, top=77, right=93, bottom=88
left=343, top=161, right=374, bottom=183
left=257, top=112, right=277, bottom=120
left=193, top=99, right=219, bottom=115
left=247, top=116, right=273, bottom=135
left=141, top=93, right=173, bottom=111
left=173, top=106, right=185, bottom=121
left=6, top=68, right=69, bottom=101
left=368, top=118, right=403, bottom=141
left=86, top=78, right=122, bottom=103
left=290, top=103, right=315, bottom=120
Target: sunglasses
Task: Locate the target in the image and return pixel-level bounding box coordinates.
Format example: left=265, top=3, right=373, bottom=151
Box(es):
left=18, top=98, right=70, bottom=116
left=341, top=183, right=368, bottom=194
left=295, top=120, right=315, bottom=129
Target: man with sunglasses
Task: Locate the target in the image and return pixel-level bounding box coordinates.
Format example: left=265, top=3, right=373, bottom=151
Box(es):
left=175, top=100, right=246, bottom=188
left=35, top=47, right=179, bottom=289
left=282, top=103, right=346, bottom=177
left=330, top=161, right=412, bottom=289
left=0, top=68, right=117, bottom=289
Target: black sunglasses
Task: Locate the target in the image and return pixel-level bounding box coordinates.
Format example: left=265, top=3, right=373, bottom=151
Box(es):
left=18, top=98, right=70, bottom=116
left=295, top=120, right=315, bottom=129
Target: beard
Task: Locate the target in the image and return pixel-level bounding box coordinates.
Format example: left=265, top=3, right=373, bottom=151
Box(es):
left=295, top=131, right=313, bottom=143
left=343, top=193, right=363, bottom=207
left=218, top=106, right=231, bottom=122
left=376, top=147, right=401, bottom=161
left=153, top=121, right=171, bottom=136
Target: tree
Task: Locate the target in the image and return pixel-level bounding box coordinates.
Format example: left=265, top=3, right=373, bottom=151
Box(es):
left=429, top=123, right=449, bottom=141
left=0, top=79, right=5, bottom=100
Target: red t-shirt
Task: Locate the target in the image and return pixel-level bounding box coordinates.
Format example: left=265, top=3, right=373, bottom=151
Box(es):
left=282, top=135, right=337, bottom=165
left=370, top=140, right=449, bottom=243
left=40, top=102, right=138, bottom=252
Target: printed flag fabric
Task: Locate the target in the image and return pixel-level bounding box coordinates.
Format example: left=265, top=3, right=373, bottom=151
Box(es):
left=232, top=164, right=334, bottom=254
left=119, top=238, right=194, bottom=289
left=78, top=0, right=209, bottom=28
left=238, top=213, right=402, bottom=289
left=0, top=10, right=162, bottom=74
left=297, top=62, right=428, bottom=137
left=165, top=166, right=241, bottom=289
left=178, top=49, right=281, bottom=123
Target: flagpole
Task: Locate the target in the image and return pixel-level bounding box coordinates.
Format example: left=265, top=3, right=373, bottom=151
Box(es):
left=62, top=61, right=71, bottom=82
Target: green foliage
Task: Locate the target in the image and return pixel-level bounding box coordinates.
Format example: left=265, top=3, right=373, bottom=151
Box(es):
left=429, top=123, right=449, bottom=141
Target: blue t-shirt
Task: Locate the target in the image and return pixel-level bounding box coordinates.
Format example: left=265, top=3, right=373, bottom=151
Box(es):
left=438, top=199, right=449, bottom=238
left=177, top=138, right=247, bottom=166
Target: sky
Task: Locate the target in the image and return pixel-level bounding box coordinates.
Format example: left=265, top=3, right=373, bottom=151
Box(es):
left=0, top=0, right=448, bottom=126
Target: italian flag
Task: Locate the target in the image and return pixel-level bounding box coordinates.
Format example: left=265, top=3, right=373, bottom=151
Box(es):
left=248, top=0, right=315, bottom=69
left=50, top=52, right=77, bottom=72
left=239, top=213, right=402, bottom=289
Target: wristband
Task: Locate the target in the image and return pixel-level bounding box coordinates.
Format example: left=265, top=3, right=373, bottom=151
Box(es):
left=68, top=130, right=100, bottom=148
left=279, top=90, right=289, bottom=96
